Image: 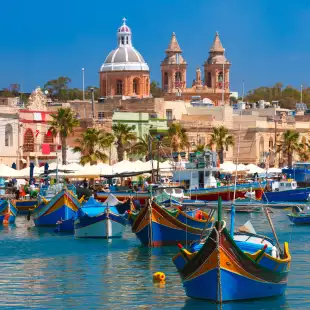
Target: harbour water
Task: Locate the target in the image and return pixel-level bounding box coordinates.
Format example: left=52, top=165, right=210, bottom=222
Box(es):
left=0, top=210, right=309, bottom=309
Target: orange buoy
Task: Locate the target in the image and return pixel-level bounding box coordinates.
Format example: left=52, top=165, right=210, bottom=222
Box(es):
left=195, top=210, right=203, bottom=220
left=153, top=272, right=166, bottom=282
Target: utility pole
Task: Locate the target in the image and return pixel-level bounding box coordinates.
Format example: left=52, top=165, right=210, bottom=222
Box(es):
left=274, top=118, right=278, bottom=168
left=156, top=137, right=160, bottom=183
left=149, top=134, right=154, bottom=183
left=90, top=88, right=95, bottom=119
left=82, top=68, right=85, bottom=101
left=17, top=112, right=21, bottom=170
left=242, top=80, right=245, bottom=102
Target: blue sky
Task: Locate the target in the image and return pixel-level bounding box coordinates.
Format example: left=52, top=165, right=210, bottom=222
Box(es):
left=1, top=0, right=309, bottom=95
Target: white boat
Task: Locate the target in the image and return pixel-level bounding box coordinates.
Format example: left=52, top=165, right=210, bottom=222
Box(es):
left=74, top=195, right=128, bottom=239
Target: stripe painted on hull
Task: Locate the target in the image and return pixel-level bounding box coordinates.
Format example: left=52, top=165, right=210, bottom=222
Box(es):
left=75, top=218, right=124, bottom=238
left=183, top=268, right=287, bottom=302
left=135, top=219, right=203, bottom=247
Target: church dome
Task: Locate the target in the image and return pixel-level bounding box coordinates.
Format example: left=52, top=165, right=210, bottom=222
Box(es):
left=100, top=18, right=149, bottom=72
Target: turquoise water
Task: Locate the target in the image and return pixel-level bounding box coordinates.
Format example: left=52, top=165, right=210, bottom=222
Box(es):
left=0, top=210, right=309, bottom=309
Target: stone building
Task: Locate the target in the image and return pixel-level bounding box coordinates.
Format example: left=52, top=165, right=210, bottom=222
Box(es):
left=0, top=88, right=59, bottom=167
left=99, top=18, right=150, bottom=98
left=161, top=32, right=231, bottom=105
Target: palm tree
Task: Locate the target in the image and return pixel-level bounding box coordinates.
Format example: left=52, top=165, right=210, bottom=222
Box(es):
left=49, top=108, right=79, bottom=164
left=168, top=123, right=189, bottom=152
left=277, top=130, right=301, bottom=167
left=112, top=122, right=136, bottom=162
left=209, top=126, right=234, bottom=164
left=131, top=134, right=151, bottom=159
left=194, top=144, right=206, bottom=152
left=72, top=128, right=112, bottom=165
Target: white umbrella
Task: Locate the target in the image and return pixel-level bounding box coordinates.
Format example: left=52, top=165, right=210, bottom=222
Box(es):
left=0, top=164, right=21, bottom=178
left=246, top=164, right=266, bottom=174
left=17, top=166, right=41, bottom=178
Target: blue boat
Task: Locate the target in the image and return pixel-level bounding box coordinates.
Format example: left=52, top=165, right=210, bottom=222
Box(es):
left=32, top=185, right=82, bottom=227
left=129, top=201, right=213, bottom=246
left=0, top=200, right=17, bottom=224
left=74, top=195, right=129, bottom=238
left=263, top=179, right=310, bottom=202
left=287, top=206, right=310, bottom=224
left=283, top=162, right=310, bottom=185
left=172, top=200, right=291, bottom=302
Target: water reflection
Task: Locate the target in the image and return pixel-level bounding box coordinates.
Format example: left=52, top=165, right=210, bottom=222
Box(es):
left=0, top=212, right=309, bottom=309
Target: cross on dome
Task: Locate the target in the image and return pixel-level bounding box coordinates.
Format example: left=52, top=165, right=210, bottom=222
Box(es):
left=122, top=17, right=127, bottom=24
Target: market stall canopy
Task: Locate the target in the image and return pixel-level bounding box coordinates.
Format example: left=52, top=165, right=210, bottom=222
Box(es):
left=220, top=162, right=249, bottom=174
left=246, top=164, right=266, bottom=174
left=17, top=166, right=41, bottom=178
left=0, top=164, right=22, bottom=178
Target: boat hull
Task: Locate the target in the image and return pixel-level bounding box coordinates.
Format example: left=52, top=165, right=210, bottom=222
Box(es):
left=186, top=183, right=264, bottom=201
left=32, top=190, right=80, bottom=226
left=173, top=225, right=290, bottom=302
left=263, top=188, right=310, bottom=202
left=96, top=183, right=264, bottom=203
left=13, top=199, right=37, bottom=214
left=55, top=218, right=75, bottom=233
left=0, top=200, right=17, bottom=224
left=131, top=202, right=208, bottom=246
left=74, top=212, right=126, bottom=238
left=183, top=268, right=287, bottom=302
left=287, top=214, right=310, bottom=224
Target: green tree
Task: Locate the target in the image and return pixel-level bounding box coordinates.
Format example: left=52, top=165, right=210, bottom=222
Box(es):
left=168, top=123, right=189, bottom=152
left=277, top=130, right=301, bottom=168
left=73, top=128, right=112, bottom=165
left=49, top=108, right=79, bottom=164
left=209, top=126, right=234, bottom=164
left=44, top=76, right=71, bottom=100
left=194, top=144, right=206, bottom=152
left=150, top=81, right=163, bottom=98
left=112, top=122, right=137, bottom=162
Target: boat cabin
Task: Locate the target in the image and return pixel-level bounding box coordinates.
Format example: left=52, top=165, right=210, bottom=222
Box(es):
left=272, top=179, right=297, bottom=192
left=172, top=168, right=219, bottom=190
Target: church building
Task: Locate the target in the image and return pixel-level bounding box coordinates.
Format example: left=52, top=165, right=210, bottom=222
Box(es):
left=99, top=18, right=150, bottom=98
left=161, top=32, right=231, bottom=105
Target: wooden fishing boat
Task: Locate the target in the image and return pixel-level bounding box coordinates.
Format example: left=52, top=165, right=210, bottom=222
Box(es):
left=263, top=179, right=310, bottom=202
left=0, top=199, right=17, bottom=224
left=32, top=187, right=82, bottom=227
left=74, top=196, right=128, bottom=238
left=13, top=199, right=37, bottom=214
left=129, top=201, right=213, bottom=246
left=172, top=200, right=291, bottom=302
left=287, top=206, right=310, bottom=224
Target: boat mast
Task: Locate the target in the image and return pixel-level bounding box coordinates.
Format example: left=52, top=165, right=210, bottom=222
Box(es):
left=231, top=109, right=242, bottom=236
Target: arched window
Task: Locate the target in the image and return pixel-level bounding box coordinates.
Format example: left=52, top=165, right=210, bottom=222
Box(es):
left=175, top=72, right=182, bottom=82
left=145, top=78, right=149, bottom=93
left=126, top=36, right=129, bottom=44
left=218, top=71, right=223, bottom=82
left=133, top=78, right=139, bottom=95
left=116, top=80, right=123, bottom=95
left=163, top=72, right=168, bottom=91
left=121, top=36, right=124, bottom=45
left=23, top=128, right=34, bottom=152
left=207, top=72, right=212, bottom=87
left=5, top=124, right=13, bottom=147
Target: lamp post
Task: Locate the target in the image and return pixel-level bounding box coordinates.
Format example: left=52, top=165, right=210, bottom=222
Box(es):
left=82, top=68, right=85, bottom=101
left=90, top=87, right=95, bottom=119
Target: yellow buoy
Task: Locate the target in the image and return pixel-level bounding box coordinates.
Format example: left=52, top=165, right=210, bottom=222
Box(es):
left=153, top=272, right=166, bottom=282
